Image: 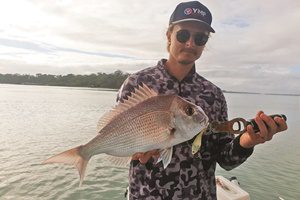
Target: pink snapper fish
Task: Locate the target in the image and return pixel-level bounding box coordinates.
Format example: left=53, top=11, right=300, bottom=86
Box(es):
left=43, top=84, right=209, bottom=185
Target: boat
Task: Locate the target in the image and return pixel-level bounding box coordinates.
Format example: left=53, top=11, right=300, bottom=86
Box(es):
left=216, top=176, right=250, bottom=200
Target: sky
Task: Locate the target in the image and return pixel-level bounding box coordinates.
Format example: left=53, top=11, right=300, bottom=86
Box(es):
left=0, top=0, right=300, bottom=94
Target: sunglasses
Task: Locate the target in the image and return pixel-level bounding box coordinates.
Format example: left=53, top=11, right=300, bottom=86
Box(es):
left=176, top=29, right=209, bottom=46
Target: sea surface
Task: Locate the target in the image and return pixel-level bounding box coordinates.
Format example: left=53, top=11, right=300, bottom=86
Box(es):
left=0, top=84, right=299, bottom=200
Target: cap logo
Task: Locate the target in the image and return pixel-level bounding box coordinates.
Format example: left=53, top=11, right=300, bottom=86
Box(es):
left=184, top=8, right=206, bottom=16
left=184, top=8, right=193, bottom=15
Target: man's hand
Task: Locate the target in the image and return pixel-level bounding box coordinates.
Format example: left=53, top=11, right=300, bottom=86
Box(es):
left=132, top=150, right=160, bottom=164
left=240, top=111, right=288, bottom=148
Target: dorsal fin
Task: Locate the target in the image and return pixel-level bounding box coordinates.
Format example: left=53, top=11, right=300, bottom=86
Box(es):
left=97, top=83, right=157, bottom=132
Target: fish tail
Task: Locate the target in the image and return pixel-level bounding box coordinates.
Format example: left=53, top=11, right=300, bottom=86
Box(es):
left=42, top=145, right=90, bottom=186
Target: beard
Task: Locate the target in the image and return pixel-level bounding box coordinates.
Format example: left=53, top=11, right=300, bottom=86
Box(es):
left=178, top=59, right=194, bottom=65
left=177, top=49, right=200, bottom=65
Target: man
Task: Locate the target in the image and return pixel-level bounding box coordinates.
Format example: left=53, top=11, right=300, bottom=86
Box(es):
left=117, top=1, right=288, bottom=199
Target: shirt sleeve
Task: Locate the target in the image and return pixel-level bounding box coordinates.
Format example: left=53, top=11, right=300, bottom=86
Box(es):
left=116, top=75, right=139, bottom=103
left=215, top=89, right=254, bottom=170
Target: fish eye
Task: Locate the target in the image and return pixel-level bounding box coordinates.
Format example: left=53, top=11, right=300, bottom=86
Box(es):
left=185, top=106, right=194, bottom=116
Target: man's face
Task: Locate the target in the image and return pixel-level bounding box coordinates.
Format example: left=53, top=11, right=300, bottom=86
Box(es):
left=168, top=21, right=209, bottom=65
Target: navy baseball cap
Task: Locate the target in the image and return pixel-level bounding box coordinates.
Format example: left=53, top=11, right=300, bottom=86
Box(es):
left=169, top=1, right=215, bottom=33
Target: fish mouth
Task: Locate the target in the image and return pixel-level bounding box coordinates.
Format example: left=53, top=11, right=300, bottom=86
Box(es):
left=196, top=114, right=209, bottom=128
left=200, top=119, right=209, bottom=130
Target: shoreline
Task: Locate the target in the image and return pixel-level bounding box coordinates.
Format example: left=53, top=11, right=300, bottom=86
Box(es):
left=1, top=83, right=299, bottom=97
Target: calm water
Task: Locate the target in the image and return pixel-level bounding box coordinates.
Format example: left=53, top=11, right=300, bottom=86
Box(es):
left=0, top=84, right=299, bottom=200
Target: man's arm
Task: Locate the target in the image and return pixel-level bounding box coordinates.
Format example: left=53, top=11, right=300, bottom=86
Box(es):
left=216, top=90, right=254, bottom=170
left=216, top=91, right=287, bottom=170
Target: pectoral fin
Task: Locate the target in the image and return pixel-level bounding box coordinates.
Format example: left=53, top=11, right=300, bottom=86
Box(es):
left=156, top=147, right=173, bottom=169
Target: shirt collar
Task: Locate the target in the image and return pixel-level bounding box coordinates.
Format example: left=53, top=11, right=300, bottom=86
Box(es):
left=157, top=59, right=196, bottom=82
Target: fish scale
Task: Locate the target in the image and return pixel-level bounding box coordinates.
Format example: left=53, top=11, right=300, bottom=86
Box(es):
left=95, top=112, right=172, bottom=155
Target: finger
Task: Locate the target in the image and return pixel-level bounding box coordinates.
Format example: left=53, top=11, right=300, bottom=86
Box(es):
left=132, top=152, right=143, bottom=160
left=148, top=149, right=160, bottom=154
left=255, top=114, right=268, bottom=140
left=139, top=150, right=159, bottom=164
left=139, top=153, right=153, bottom=164
left=260, top=113, right=277, bottom=140
left=246, top=125, right=257, bottom=141
left=246, top=125, right=265, bottom=145
left=247, top=125, right=264, bottom=142
left=246, top=124, right=255, bottom=135
left=256, top=111, right=264, bottom=118
left=274, top=117, right=288, bottom=132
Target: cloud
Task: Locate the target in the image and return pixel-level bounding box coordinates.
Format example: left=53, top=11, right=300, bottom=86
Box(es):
left=0, top=38, right=55, bottom=54
left=196, top=63, right=300, bottom=94
left=0, top=0, right=299, bottom=93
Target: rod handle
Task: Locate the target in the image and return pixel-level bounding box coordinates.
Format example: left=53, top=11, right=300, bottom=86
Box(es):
left=247, top=114, right=287, bottom=133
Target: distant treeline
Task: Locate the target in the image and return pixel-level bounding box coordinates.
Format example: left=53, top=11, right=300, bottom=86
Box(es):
left=0, top=70, right=129, bottom=89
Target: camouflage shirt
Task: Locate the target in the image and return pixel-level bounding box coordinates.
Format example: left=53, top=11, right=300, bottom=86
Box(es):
left=117, top=59, right=253, bottom=200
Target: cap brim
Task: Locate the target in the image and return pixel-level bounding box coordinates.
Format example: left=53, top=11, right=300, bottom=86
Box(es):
left=171, top=19, right=215, bottom=33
